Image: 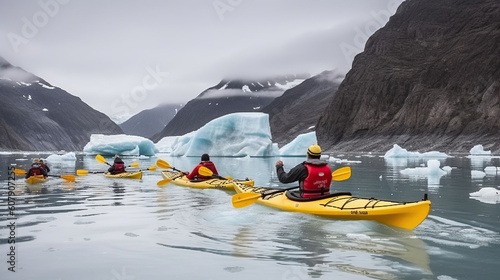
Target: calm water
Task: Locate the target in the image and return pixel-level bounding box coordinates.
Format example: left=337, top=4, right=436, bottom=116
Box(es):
left=1, top=152, right=499, bottom=280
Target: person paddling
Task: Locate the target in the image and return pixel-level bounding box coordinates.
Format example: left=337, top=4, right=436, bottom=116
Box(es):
left=108, top=156, right=126, bottom=175
left=186, top=154, right=219, bottom=181
left=38, top=159, right=50, bottom=174
left=275, top=144, right=332, bottom=198
left=26, top=158, right=48, bottom=179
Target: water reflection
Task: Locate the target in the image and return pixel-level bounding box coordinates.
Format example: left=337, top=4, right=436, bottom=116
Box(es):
left=1, top=153, right=500, bottom=279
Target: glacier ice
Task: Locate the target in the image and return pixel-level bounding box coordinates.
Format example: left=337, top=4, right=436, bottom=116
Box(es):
left=45, top=152, right=76, bottom=162
left=155, top=136, right=178, bottom=153
left=384, top=144, right=449, bottom=158
left=165, top=112, right=279, bottom=157
left=469, top=187, right=500, bottom=204
left=400, top=159, right=448, bottom=185
left=469, top=144, right=491, bottom=156
left=279, top=131, right=316, bottom=156
left=83, top=134, right=157, bottom=156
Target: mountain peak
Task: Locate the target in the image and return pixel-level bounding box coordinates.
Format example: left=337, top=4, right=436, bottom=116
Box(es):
left=0, top=56, right=11, bottom=68
left=200, top=74, right=310, bottom=99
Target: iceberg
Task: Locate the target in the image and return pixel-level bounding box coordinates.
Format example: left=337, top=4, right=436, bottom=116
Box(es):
left=44, top=152, right=77, bottom=168
left=279, top=132, right=316, bottom=156
left=469, top=187, right=500, bottom=204
left=167, top=112, right=279, bottom=157
left=384, top=144, right=449, bottom=158
left=400, top=159, right=447, bottom=185
left=155, top=136, right=178, bottom=153
left=83, top=134, right=157, bottom=156
left=484, top=166, right=499, bottom=175
left=45, top=152, right=76, bottom=162
left=469, top=144, right=492, bottom=156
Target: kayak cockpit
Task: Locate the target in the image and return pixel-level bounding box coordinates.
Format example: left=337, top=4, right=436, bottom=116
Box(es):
left=285, top=191, right=352, bottom=202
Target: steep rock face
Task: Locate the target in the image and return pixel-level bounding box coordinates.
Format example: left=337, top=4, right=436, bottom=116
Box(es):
left=119, top=103, right=183, bottom=139
left=0, top=57, right=123, bottom=151
left=316, top=0, right=500, bottom=153
left=152, top=75, right=307, bottom=141
left=262, top=70, right=343, bottom=147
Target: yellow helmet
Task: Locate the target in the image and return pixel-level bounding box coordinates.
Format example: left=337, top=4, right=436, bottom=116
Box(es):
left=307, top=144, right=321, bottom=157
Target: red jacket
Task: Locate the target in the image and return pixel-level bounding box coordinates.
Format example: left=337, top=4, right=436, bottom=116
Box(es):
left=26, top=164, right=47, bottom=178
left=186, top=161, right=218, bottom=181
left=302, top=162, right=332, bottom=198
left=109, top=163, right=125, bottom=174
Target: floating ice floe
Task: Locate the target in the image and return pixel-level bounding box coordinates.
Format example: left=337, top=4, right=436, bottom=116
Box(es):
left=468, top=144, right=491, bottom=156
left=83, top=134, right=157, bottom=156
left=167, top=112, right=279, bottom=157
left=471, top=170, right=486, bottom=179
left=384, top=144, right=449, bottom=158
left=329, top=157, right=362, bottom=164
left=279, top=131, right=316, bottom=156
left=400, top=159, right=448, bottom=176
left=45, top=152, right=76, bottom=163
left=469, top=187, right=500, bottom=204
left=400, top=159, right=450, bottom=185
left=484, top=166, right=499, bottom=175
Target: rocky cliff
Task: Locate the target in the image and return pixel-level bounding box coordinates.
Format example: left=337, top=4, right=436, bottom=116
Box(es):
left=316, top=0, right=500, bottom=154
left=263, top=70, right=342, bottom=147
left=0, top=57, right=123, bottom=151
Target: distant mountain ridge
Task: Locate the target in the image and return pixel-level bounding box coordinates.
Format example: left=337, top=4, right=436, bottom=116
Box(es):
left=263, top=70, right=343, bottom=147
left=119, top=103, right=183, bottom=139
left=0, top=56, right=123, bottom=151
left=152, top=74, right=308, bottom=141
left=316, top=0, right=500, bottom=153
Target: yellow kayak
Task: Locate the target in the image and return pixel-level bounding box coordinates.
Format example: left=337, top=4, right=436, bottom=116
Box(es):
left=233, top=183, right=431, bottom=230
left=104, top=171, right=143, bottom=179
left=25, top=175, right=49, bottom=184
left=161, top=170, right=254, bottom=190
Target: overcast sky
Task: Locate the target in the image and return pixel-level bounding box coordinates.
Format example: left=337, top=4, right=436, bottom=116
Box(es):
left=0, top=0, right=403, bottom=121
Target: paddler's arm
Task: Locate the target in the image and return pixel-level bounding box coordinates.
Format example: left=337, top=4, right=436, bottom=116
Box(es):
left=186, top=165, right=199, bottom=180
left=275, top=161, right=307, bottom=184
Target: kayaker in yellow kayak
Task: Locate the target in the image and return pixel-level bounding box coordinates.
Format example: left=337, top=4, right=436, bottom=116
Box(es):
left=186, top=154, right=219, bottom=181
left=108, top=156, right=126, bottom=175
left=26, top=158, right=48, bottom=179
left=275, top=144, right=332, bottom=198
left=38, top=159, right=50, bottom=174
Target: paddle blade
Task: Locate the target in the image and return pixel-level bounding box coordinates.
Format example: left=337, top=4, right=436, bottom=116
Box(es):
left=157, top=179, right=172, bottom=186
left=156, top=159, right=171, bottom=169
left=198, top=166, right=213, bottom=177
left=95, top=155, right=107, bottom=164
left=60, top=175, right=76, bottom=182
left=14, top=168, right=26, bottom=175
left=231, top=192, right=262, bottom=208
left=148, top=165, right=157, bottom=171
left=77, top=169, right=89, bottom=176
left=129, top=162, right=139, bottom=168
left=332, top=166, right=351, bottom=181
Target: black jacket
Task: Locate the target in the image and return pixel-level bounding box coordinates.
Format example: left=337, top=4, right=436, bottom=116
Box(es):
left=276, top=159, right=329, bottom=186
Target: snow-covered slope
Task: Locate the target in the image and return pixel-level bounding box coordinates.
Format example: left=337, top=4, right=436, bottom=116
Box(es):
left=152, top=74, right=308, bottom=141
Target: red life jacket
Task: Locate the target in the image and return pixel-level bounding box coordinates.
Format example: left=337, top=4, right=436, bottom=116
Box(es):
left=113, top=163, right=125, bottom=174
left=190, top=161, right=218, bottom=181
left=302, top=163, right=332, bottom=198
left=29, top=167, right=42, bottom=176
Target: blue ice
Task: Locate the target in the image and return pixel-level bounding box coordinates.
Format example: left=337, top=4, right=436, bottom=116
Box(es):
left=83, top=134, right=157, bottom=156
left=167, top=112, right=279, bottom=157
